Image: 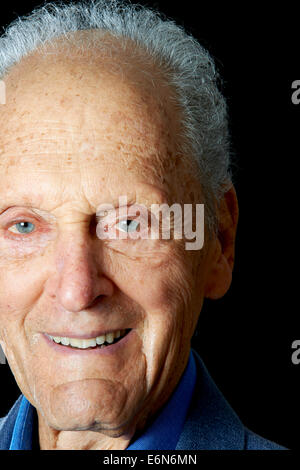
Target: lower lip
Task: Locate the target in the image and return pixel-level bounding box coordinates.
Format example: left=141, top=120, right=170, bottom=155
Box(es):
left=42, top=330, right=134, bottom=357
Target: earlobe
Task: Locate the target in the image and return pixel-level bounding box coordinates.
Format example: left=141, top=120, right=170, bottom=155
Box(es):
left=204, top=251, right=233, bottom=299
left=204, top=185, right=239, bottom=300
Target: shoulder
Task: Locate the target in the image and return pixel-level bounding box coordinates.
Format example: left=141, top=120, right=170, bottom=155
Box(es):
left=244, top=428, right=287, bottom=450
left=0, top=395, right=23, bottom=450
left=176, top=350, right=287, bottom=450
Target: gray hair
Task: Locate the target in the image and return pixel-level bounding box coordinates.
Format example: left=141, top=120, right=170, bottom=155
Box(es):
left=0, top=0, right=233, bottom=237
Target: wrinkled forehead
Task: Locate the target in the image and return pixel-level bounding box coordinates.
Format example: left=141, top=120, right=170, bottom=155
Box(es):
left=0, top=39, right=190, bottom=207
left=1, top=40, right=178, bottom=143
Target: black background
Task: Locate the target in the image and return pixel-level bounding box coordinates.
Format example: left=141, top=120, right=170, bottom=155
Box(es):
left=0, top=0, right=298, bottom=450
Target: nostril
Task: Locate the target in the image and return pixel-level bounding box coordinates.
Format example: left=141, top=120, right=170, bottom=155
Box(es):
left=89, top=216, right=98, bottom=237
left=88, top=294, right=104, bottom=309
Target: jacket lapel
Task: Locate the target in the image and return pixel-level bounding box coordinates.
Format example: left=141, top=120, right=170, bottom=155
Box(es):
left=0, top=395, right=23, bottom=450
left=176, top=349, right=245, bottom=450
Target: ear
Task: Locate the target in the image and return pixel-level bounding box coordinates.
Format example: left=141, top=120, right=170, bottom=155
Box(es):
left=204, top=185, right=239, bottom=299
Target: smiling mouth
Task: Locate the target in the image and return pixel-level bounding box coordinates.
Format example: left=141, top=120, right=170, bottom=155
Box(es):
left=46, top=329, right=131, bottom=350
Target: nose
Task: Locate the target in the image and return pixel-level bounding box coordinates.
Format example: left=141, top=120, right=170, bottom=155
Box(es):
left=54, top=234, right=114, bottom=313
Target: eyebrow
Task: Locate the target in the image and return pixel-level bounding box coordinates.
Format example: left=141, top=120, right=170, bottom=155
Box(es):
left=105, top=185, right=169, bottom=208
left=0, top=183, right=169, bottom=216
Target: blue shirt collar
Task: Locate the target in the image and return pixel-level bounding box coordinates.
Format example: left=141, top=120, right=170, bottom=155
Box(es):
left=9, top=349, right=196, bottom=450
left=9, top=393, right=35, bottom=450
left=127, top=350, right=196, bottom=450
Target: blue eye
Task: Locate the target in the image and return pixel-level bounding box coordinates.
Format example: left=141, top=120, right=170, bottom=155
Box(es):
left=117, top=219, right=140, bottom=233
left=9, top=221, right=35, bottom=234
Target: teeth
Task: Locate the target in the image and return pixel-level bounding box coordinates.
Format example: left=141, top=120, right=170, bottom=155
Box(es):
left=81, top=339, right=96, bottom=349
left=96, top=335, right=105, bottom=345
left=61, top=337, right=70, bottom=346
left=105, top=333, right=114, bottom=344
left=48, top=329, right=127, bottom=349
left=68, top=338, right=83, bottom=348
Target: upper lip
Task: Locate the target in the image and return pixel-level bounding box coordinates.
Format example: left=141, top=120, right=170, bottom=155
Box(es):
left=43, top=328, right=130, bottom=340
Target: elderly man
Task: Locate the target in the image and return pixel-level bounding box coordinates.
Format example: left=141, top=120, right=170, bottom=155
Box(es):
left=0, top=0, right=285, bottom=450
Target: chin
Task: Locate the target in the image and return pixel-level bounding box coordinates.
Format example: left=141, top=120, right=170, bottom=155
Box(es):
left=54, top=423, right=125, bottom=436
left=47, top=411, right=133, bottom=436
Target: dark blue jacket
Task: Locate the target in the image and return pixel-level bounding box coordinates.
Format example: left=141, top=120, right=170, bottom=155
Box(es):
left=0, top=350, right=286, bottom=450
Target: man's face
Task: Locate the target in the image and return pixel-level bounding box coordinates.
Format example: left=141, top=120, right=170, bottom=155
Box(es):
left=0, top=47, right=211, bottom=438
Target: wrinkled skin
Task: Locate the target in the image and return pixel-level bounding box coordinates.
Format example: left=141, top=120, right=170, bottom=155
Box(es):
left=0, top=36, right=238, bottom=450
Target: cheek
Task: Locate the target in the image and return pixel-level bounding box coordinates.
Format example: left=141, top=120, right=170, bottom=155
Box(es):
left=0, top=258, right=49, bottom=354
left=0, top=260, right=44, bottom=314
left=112, top=251, right=185, bottom=311
left=120, top=253, right=198, bottom=390
left=111, top=244, right=198, bottom=337
left=0, top=265, right=39, bottom=395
